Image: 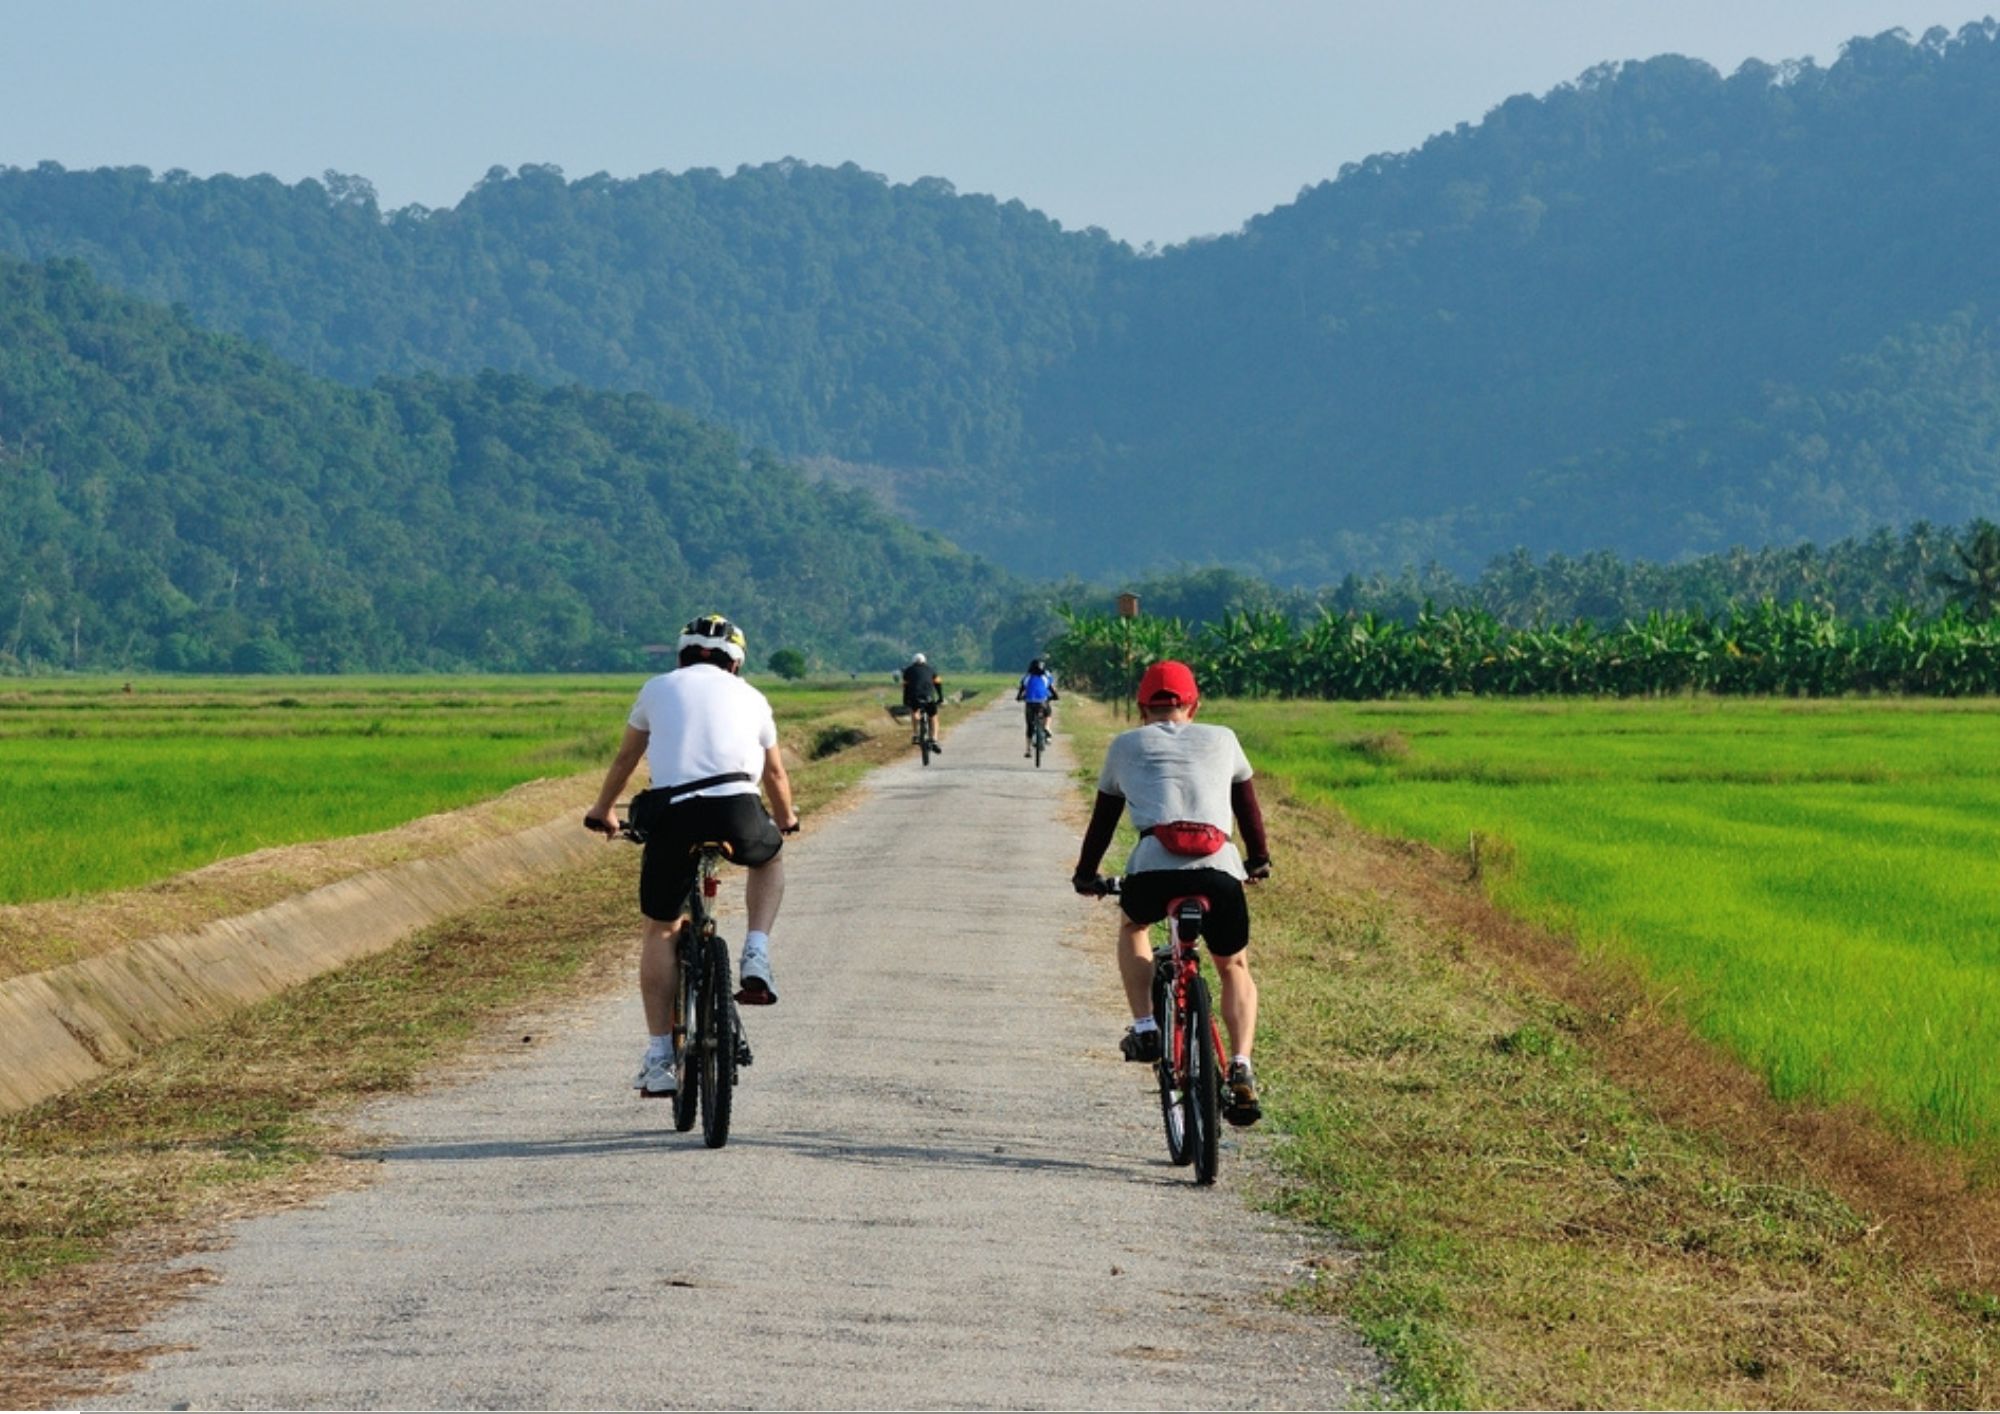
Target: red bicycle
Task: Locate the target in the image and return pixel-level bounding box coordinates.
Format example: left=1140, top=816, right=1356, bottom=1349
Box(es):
left=1092, top=877, right=1224, bottom=1185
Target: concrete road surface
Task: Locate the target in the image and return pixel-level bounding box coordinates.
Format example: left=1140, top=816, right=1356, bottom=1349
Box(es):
left=90, top=702, right=1375, bottom=1410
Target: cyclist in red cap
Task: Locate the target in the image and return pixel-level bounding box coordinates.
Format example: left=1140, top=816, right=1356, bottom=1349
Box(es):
left=1071, top=659, right=1272, bottom=1125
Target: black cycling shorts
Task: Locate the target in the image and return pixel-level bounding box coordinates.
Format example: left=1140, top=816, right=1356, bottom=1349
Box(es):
left=638, top=792, right=784, bottom=922
left=1117, top=868, right=1251, bottom=957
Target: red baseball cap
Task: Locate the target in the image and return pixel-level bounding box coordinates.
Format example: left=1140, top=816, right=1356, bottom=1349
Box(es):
left=1137, top=660, right=1199, bottom=706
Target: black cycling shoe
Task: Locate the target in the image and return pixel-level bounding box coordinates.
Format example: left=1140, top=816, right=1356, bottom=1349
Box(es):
left=1120, top=1026, right=1162, bottom=1063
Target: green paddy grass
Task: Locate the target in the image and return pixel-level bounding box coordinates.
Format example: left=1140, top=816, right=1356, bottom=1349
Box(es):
left=0, top=675, right=893, bottom=906
left=1225, top=697, right=2000, bottom=1149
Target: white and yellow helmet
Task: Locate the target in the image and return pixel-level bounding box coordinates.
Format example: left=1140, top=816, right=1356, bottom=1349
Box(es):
left=678, top=613, right=747, bottom=664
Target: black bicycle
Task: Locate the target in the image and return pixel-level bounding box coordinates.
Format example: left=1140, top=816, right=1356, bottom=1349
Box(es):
left=913, top=701, right=940, bottom=766
left=1091, top=876, right=1223, bottom=1184
left=594, top=818, right=751, bottom=1149
left=1027, top=702, right=1052, bottom=768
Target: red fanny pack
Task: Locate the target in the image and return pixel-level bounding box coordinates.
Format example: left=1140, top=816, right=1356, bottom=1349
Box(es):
left=1142, top=822, right=1229, bottom=858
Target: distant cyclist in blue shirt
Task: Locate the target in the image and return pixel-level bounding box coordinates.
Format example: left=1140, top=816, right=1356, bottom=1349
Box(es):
left=1017, top=658, right=1060, bottom=757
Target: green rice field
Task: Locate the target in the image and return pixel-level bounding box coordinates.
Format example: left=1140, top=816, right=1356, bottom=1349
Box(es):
left=0, top=675, right=891, bottom=907
left=1224, top=697, right=2000, bottom=1149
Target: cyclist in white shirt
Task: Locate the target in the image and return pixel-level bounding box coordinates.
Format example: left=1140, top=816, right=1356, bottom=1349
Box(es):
left=586, top=614, right=800, bottom=1098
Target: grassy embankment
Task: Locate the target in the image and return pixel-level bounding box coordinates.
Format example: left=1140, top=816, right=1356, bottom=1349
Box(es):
left=0, top=673, right=942, bottom=1403
left=1064, top=696, right=2000, bottom=1409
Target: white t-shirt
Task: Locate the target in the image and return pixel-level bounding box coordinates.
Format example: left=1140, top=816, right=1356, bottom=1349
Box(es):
left=627, top=665, right=778, bottom=800
left=1097, top=720, right=1254, bottom=879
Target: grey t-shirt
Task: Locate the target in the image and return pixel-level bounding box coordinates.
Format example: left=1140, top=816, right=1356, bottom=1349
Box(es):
left=1097, top=720, right=1254, bottom=879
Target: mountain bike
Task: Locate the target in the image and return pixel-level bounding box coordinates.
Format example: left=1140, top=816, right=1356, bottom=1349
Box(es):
left=598, top=818, right=752, bottom=1149
left=1026, top=702, right=1052, bottom=768
left=913, top=702, right=940, bottom=766
left=1090, top=877, right=1223, bottom=1185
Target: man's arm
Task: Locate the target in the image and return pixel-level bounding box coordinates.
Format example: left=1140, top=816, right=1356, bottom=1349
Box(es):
left=1231, top=778, right=1272, bottom=879
left=586, top=725, right=649, bottom=836
left=761, top=744, right=801, bottom=832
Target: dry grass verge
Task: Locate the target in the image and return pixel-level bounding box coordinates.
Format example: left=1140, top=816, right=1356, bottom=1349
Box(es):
left=0, top=711, right=902, bottom=1408
left=1062, top=696, right=2000, bottom=1408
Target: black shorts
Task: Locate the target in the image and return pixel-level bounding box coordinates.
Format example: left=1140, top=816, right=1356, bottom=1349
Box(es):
left=637, top=792, right=783, bottom=922
left=1118, top=868, right=1250, bottom=957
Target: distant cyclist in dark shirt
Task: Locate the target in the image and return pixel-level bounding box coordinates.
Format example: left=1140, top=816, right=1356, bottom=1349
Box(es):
left=900, top=652, right=944, bottom=754
left=1017, top=658, right=1059, bottom=757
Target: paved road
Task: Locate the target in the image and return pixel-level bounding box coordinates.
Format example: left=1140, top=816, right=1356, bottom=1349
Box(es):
left=92, top=703, right=1374, bottom=1410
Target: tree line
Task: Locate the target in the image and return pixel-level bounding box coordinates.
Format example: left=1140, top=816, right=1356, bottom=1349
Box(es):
left=1045, top=522, right=2000, bottom=697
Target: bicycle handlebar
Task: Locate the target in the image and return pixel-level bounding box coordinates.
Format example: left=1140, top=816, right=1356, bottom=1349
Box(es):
left=586, top=808, right=800, bottom=843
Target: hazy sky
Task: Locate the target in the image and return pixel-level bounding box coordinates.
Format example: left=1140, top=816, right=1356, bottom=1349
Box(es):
left=0, top=1, right=1979, bottom=247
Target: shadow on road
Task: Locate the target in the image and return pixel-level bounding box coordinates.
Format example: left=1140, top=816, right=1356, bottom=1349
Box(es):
left=358, top=1126, right=1179, bottom=1183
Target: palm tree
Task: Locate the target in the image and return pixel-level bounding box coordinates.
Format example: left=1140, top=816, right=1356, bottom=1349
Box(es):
left=1930, top=520, right=2000, bottom=622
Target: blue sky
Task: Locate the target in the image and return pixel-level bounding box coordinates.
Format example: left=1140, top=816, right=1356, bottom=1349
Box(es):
left=0, top=1, right=1973, bottom=246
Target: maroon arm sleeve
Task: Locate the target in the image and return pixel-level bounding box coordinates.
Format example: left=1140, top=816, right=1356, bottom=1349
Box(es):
left=1074, top=791, right=1126, bottom=879
left=1232, top=779, right=1270, bottom=864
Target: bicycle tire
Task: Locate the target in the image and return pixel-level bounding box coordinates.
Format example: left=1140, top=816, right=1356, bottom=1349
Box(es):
left=698, top=935, right=735, bottom=1148
left=1033, top=729, right=1044, bottom=768
left=1152, top=958, right=1193, bottom=1166
left=1186, top=975, right=1222, bottom=1185
left=920, top=736, right=932, bottom=766
left=672, top=936, right=699, bottom=1132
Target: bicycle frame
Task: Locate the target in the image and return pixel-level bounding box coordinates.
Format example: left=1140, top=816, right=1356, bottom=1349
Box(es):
left=598, top=813, right=746, bottom=1147
left=1094, top=876, right=1225, bottom=1184
left=1158, top=897, right=1223, bottom=1101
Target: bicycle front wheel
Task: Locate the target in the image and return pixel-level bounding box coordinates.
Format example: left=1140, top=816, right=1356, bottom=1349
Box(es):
left=698, top=936, right=736, bottom=1148
left=1185, top=975, right=1222, bottom=1185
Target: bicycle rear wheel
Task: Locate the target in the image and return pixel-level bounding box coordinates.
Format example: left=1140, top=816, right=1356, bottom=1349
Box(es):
left=672, top=939, right=699, bottom=1132
left=1032, top=724, right=1045, bottom=768
left=1152, top=958, right=1193, bottom=1166
left=1185, top=975, right=1221, bottom=1185
left=698, top=935, right=736, bottom=1148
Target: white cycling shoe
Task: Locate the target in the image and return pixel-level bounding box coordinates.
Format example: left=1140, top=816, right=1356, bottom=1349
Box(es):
left=736, top=940, right=777, bottom=1005
left=634, top=1051, right=678, bottom=1097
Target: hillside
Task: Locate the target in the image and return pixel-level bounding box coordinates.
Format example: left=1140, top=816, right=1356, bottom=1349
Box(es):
left=0, top=258, right=1009, bottom=673
left=5, top=24, right=2000, bottom=579
left=1012, top=22, right=2000, bottom=577
left=0, top=159, right=1118, bottom=473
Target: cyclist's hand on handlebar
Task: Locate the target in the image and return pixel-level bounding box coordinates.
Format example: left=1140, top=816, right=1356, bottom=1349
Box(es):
left=779, top=812, right=801, bottom=835
left=1073, top=868, right=1113, bottom=897
left=1246, top=857, right=1273, bottom=882
left=584, top=810, right=619, bottom=838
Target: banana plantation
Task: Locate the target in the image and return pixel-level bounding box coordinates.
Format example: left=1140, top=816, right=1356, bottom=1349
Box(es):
left=1047, top=603, right=2000, bottom=699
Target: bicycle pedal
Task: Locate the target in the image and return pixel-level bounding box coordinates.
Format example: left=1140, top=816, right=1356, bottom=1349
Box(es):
left=735, top=1041, right=754, bottom=1067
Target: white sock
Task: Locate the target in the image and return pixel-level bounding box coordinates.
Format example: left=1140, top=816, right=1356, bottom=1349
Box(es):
left=1233, top=1053, right=1252, bottom=1070
left=1130, top=1015, right=1158, bottom=1034
left=744, top=929, right=770, bottom=954
left=645, top=1034, right=671, bottom=1059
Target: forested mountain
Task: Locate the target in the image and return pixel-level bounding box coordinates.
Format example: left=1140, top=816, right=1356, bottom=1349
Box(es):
left=1018, top=21, right=2000, bottom=578
left=0, top=258, right=1010, bottom=673
left=5, top=23, right=2000, bottom=581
